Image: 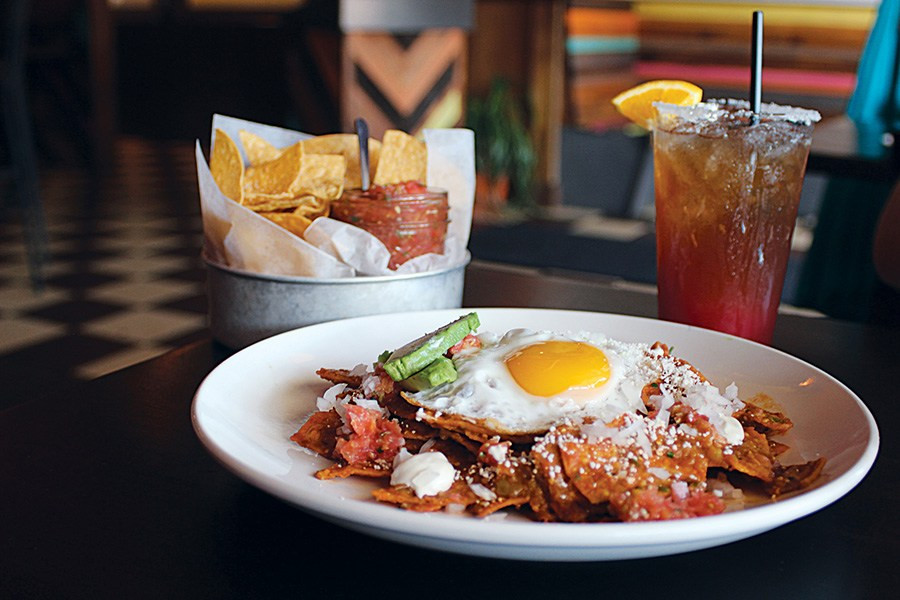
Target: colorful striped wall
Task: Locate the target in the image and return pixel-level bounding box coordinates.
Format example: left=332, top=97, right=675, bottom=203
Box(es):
left=567, top=2, right=877, bottom=130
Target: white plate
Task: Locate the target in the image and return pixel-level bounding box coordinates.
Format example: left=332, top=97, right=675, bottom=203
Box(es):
left=191, top=308, right=879, bottom=561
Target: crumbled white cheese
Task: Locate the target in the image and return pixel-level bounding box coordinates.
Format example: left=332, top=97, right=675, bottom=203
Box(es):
left=648, top=467, right=671, bottom=481
left=316, top=383, right=347, bottom=416
left=468, top=482, right=497, bottom=501
left=487, top=444, right=508, bottom=463
left=353, top=397, right=383, bottom=414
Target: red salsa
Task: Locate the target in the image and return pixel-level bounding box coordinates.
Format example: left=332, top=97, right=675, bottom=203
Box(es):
left=334, top=404, right=404, bottom=465
left=330, top=181, right=449, bottom=269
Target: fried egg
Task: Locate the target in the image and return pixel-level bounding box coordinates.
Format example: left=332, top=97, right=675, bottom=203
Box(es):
left=406, top=329, right=665, bottom=436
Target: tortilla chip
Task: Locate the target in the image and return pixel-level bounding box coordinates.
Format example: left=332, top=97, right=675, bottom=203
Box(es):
left=290, top=409, right=341, bottom=457
left=373, top=129, right=426, bottom=185
left=401, top=392, right=539, bottom=444
left=372, top=479, right=477, bottom=512
left=243, top=141, right=303, bottom=196
left=530, top=433, right=596, bottom=522
left=316, top=367, right=363, bottom=387
left=734, top=399, right=793, bottom=435
left=260, top=211, right=313, bottom=237
left=425, top=438, right=478, bottom=470
left=210, top=128, right=244, bottom=203
left=293, top=195, right=330, bottom=219
left=303, top=133, right=360, bottom=188
left=367, top=139, right=382, bottom=184
left=243, top=193, right=329, bottom=216
left=316, top=463, right=390, bottom=480
left=723, top=427, right=775, bottom=482
left=301, top=134, right=382, bottom=189
left=239, top=130, right=282, bottom=166
left=290, top=154, right=346, bottom=200
left=470, top=495, right=531, bottom=518
left=242, top=192, right=301, bottom=212
left=765, top=457, right=827, bottom=496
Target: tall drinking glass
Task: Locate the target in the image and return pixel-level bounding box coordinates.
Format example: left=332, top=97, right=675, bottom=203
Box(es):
left=652, top=99, right=820, bottom=344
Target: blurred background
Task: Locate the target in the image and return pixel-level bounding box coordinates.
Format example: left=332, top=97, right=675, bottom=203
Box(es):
left=1, top=0, right=896, bottom=397
left=13, top=1, right=875, bottom=189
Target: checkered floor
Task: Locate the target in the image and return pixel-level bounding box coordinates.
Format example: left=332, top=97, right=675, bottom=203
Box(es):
left=0, top=138, right=207, bottom=408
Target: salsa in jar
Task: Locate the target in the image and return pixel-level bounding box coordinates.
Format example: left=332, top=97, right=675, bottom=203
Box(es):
left=330, top=181, right=449, bottom=269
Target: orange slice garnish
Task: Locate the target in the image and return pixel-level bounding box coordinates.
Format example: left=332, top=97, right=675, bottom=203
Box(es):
left=611, top=80, right=703, bottom=128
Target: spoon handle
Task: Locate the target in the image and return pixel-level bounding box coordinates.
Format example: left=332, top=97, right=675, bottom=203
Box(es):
left=355, top=118, right=370, bottom=191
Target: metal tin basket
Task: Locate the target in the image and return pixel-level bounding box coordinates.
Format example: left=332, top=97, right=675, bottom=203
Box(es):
left=204, top=251, right=470, bottom=349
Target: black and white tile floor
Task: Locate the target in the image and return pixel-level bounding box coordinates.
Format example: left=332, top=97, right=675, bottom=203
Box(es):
left=0, top=138, right=207, bottom=407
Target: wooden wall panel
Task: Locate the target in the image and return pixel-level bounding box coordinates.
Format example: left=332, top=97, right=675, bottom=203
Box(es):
left=467, top=0, right=531, bottom=98
left=341, top=29, right=467, bottom=138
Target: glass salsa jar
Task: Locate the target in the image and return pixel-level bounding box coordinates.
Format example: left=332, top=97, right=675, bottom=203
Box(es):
left=330, top=182, right=449, bottom=269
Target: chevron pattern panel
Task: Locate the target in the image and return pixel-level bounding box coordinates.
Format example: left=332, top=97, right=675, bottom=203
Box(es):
left=341, top=29, right=468, bottom=138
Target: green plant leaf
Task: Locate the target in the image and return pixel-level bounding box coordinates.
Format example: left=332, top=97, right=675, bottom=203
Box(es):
left=464, top=77, right=536, bottom=205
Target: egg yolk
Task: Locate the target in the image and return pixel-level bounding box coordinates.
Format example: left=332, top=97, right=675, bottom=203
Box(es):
left=504, top=341, right=611, bottom=397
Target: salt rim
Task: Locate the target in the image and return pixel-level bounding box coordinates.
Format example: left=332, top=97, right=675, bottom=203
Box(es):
left=653, top=98, right=821, bottom=126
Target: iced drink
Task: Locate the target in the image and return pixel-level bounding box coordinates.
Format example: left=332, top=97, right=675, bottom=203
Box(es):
left=652, top=99, right=820, bottom=344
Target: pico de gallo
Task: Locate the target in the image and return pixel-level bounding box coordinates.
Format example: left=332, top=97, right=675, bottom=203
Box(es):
left=330, top=181, right=449, bottom=269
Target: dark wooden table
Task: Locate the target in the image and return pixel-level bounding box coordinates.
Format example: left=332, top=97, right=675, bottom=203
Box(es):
left=2, top=261, right=897, bottom=599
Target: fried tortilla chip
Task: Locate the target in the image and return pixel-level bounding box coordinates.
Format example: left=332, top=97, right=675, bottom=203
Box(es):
left=316, top=463, right=390, bottom=480
left=300, top=134, right=355, bottom=157
left=425, top=438, right=478, bottom=469
left=292, top=195, right=330, bottom=219
left=401, top=392, right=538, bottom=444
left=469, top=495, right=531, bottom=518
left=395, top=418, right=439, bottom=441
left=724, top=427, right=775, bottom=482
left=373, top=129, right=426, bottom=185
left=210, top=128, right=244, bottom=203
left=735, top=399, right=793, bottom=435
left=372, top=479, right=476, bottom=512
left=242, top=192, right=305, bottom=213
left=530, top=430, right=597, bottom=522
left=290, top=409, right=341, bottom=458
left=367, top=139, right=382, bottom=184
left=243, top=141, right=303, bottom=195
left=259, top=211, right=312, bottom=237
left=300, top=134, right=382, bottom=189
left=290, top=154, right=346, bottom=200
left=768, top=439, right=791, bottom=456
left=239, top=130, right=282, bottom=166
left=316, top=367, right=363, bottom=387
left=556, top=429, right=708, bottom=505
left=765, top=457, right=826, bottom=496
left=465, top=444, right=539, bottom=517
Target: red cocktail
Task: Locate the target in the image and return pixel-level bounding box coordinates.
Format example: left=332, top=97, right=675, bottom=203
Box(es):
left=653, top=99, right=819, bottom=343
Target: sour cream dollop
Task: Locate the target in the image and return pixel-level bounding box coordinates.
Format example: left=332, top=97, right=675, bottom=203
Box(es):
left=391, top=449, right=456, bottom=498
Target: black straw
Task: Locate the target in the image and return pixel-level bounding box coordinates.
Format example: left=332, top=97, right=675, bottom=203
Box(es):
left=750, top=11, right=763, bottom=121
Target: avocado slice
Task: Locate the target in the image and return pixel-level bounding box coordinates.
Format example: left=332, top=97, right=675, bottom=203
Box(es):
left=400, top=356, right=458, bottom=391
left=382, top=312, right=480, bottom=381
